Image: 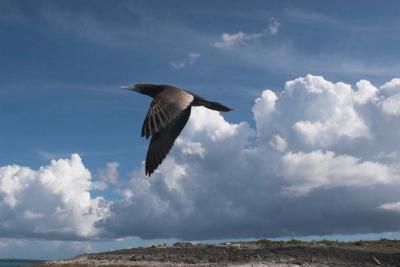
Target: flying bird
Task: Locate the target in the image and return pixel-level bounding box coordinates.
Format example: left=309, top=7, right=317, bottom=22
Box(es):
left=123, top=84, right=232, bottom=176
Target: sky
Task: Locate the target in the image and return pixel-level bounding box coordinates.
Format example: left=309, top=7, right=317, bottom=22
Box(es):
left=1, top=0, right=400, bottom=260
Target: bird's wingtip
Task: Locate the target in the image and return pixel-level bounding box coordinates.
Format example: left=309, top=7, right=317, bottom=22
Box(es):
left=145, top=169, right=153, bottom=177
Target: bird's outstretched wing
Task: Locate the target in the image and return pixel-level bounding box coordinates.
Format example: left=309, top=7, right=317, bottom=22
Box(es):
left=141, top=88, right=194, bottom=138
left=145, top=106, right=191, bottom=176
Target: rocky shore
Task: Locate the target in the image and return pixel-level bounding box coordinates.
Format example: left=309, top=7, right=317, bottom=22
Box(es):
left=38, top=239, right=400, bottom=267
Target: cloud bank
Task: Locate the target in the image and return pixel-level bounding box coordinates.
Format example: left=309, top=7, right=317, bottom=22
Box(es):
left=0, top=155, right=108, bottom=240
left=102, top=74, right=400, bottom=240
left=1, top=75, right=400, bottom=243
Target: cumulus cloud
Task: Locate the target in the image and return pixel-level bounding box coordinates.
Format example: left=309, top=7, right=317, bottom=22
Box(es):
left=380, top=95, right=400, bottom=116
left=281, top=150, right=400, bottom=195
left=375, top=78, right=400, bottom=116
left=294, top=76, right=369, bottom=143
left=254, top=75, right=371, bottom=148
left=170, top=53, right=200, bottom=69
left=3, top=75, right=400, bottom=244
left=99, top=75, right=400, bottom=240
left=269, top=135, right=288, bottom=152
left=99, top=162, right=119, bottom=185
left=353, top=80, right=378, bottom=105
left=0, top=154, right=109, bottom=240
left=175, top=139, right=205, bottom=158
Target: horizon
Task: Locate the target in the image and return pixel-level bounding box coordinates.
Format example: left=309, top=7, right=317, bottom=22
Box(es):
left=1, top=0, right=400, bottom=260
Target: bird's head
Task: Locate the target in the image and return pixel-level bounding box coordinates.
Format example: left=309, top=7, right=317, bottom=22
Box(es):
left=121, top=84, right=140, bottom=92
left=121, top=84, right=165, bottom=97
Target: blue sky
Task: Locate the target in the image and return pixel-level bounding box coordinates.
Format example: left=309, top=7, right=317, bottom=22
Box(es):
left=2, top=0, right=400, bottom=177
left=2, top=0, right=400, bottom=260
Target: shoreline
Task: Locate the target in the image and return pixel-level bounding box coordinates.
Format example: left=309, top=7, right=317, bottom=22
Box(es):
left=34, top=239, right=400, bottom=267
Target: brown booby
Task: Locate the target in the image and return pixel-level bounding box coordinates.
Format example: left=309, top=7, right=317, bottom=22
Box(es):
left=123, top=84, right=232, bottom=176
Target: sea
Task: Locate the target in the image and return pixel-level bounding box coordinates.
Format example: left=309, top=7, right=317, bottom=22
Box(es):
left=0, top=259, right=45, bottom=267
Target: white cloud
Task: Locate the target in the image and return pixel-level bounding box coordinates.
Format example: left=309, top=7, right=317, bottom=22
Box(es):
left=214, top=18, right=280, bottom=48
left=281, top=150, right=400, bottom=195
left=99, top=162, right=119, bottom=185
left=269, top=135, right=288, bottom=152
left=99, top=75, right=400, bottom=241
left=0, top=154, right=109, bottom=240
left=170, top=52, right=201, bottom=69
left=252, top=89, right=277, bottom=142
left=214, top=31, right=263, bottom=48
left=175, top=138, right=205, bottom=158
left=380, top=202, right=400, bottom=211
left=184, top=107, right=248, bottom=141
left=255, top=75, right=371, bottom=148
left=353, top=80, right=378, bottom=105
left=252, top=90, right=277, bottom=117
left=268, top=18, right=280, bottom=35
left=380, top=95, right=400, bottom=116
left=375, top=78, right=400, bottom=116
left=379, top=78, right=400, bottom=93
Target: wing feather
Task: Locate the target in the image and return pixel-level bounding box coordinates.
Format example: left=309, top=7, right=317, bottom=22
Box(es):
left=145, top=107, right=191, bottom=176
left=141, top=89, right=194, bottom=139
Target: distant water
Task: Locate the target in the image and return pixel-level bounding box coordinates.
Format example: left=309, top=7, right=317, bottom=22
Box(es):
left=0, top=260, right=45, bottom=267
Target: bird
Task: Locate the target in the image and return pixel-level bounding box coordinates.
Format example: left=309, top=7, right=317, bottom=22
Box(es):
left=123, top=84, right=232, bottom=176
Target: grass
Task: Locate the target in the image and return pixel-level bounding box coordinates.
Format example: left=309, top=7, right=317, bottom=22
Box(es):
left=255, top=238, right=400, bottom=248
left=348, top=238, right=400, bottom=248
left=31, top=238, right=400, bottom=266
left=255, top=239, right=307, bottom=246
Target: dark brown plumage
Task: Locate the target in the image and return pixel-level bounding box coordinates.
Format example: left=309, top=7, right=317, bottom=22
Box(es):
left=124, top=84, right=232, bottom=176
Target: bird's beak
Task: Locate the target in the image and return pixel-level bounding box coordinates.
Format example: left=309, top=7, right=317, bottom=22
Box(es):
left=121, top=85, right=136, bottom=91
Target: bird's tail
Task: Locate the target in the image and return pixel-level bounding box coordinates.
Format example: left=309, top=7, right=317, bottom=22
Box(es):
left=197, top=99, right=232, bottom=112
